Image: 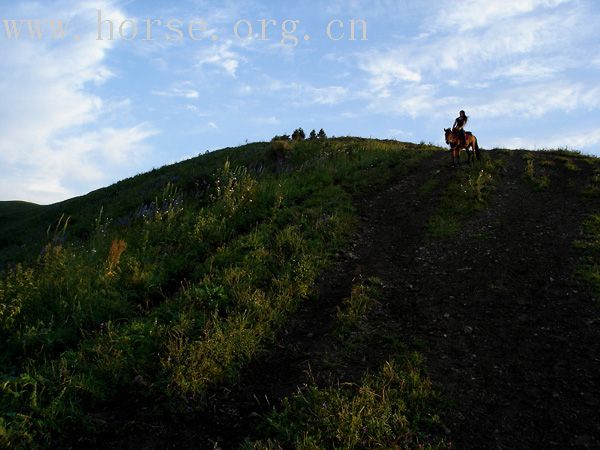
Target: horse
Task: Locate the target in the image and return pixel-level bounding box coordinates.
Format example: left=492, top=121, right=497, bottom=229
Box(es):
left=444, top=128, right=481, bottom=166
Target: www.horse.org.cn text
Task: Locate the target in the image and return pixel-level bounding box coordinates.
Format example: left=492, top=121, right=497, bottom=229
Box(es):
left=1, top=10, right=368, bottom=47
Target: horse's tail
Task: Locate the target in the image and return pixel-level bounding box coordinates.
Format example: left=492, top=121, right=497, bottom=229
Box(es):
left=474, top=137, right=481, bottom=160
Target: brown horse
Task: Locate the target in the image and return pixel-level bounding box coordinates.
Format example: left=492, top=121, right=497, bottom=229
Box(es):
left=444, top=128, right=481, bottom=166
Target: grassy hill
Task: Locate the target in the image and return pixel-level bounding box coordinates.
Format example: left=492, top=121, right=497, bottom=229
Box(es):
left=1, top=138, right=600, bottom=449
left=0, top=137, right=445, bottom=448
left=0, top=143, right=276, bottom=268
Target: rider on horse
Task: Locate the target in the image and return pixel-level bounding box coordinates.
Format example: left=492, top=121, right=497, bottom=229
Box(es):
left=444, top=110, right=480, bottom=165
left=452, top=110, right=468, bottom=148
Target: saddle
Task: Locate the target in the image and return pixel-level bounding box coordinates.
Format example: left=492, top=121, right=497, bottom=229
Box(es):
left=454, top=129, right=471, bottom=148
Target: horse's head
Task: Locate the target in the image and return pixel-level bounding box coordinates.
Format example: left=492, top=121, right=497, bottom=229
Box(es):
left=444, top=128, right=453, bottom=145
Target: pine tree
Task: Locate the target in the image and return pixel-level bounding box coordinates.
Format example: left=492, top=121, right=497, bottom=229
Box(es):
left=309, top=129, right=317, bottom=140
left=292, top=128, right=306, bottom=141
left=317, top=128, right=327, bottom=140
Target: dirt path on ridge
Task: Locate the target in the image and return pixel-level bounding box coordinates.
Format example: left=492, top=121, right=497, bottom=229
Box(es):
left=376, top=151, right=600, bottom=449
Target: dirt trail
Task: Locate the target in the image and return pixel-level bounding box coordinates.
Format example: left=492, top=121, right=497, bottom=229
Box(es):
left=377, top=151, right=600, bottom=449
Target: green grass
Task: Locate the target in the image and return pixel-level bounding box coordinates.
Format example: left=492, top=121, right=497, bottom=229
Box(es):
left=575, top=213, right=600, bottom=302
left=335, top=277, right=383, bottom=337
left=582, top=169, right=600, bottom=198
left=419, top=178, right=439, bottom=195
left=246, top=354, right=447, bottom=450
left=544, top=148, right=584, bottom=158
left=0, top=138, right=437, bottom=448
left=539, top=159, right=556, bottom=168
left=427, top=156, right=502, bottom=238
left=523, top=159, right=550, bottom=191
left=563, top=159, right=580, bottom=172
left=245, top=262, right=447, bottom=448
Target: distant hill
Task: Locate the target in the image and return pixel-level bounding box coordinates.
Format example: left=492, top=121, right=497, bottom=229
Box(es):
left=0, top=201, right=45, bottom=262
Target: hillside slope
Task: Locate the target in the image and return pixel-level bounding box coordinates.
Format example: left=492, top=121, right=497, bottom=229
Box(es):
left=0, top=143, right=273, bottom=267
left=1, top=140, right=599, bottom=449
left=0, top=138, right=443, bottom=448
left=121, top=148, right=600, bottom=450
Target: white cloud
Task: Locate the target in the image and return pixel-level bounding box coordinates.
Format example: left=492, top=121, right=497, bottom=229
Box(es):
left=474, top=83, right=600, bottom=118
left=358, top=51, right=421, bottom=97
left=196, top=40, right=243, bottom=77
left=420, top=10, right=579, bottom=76
left=251, top=116, right=280, bottom=125
left=152, top=81, right=199, bottom=99
left=262, top=79, right=350, bottom=106
left=0, top=1, right=157, bottom=203
left=0, top=123, right=158, bottom=205
left=491, top=128, right=600, bottom=151
left=433, top=0, right=571, bottom=32
left=364, top=83, right=459, bottom=119
left=352, top=0, right=599, bottom=124
left=362, top=80, right=600, bottom=122
left=355, top=13, right=571, bottom=101
left=54, top=123, right=158, bottom=166
left=388, top=128, right=414, bottom=138
left=487, top=58, right=563, bottom=81
left=304, top=86, right=349, bottom=105
left=324, top=0, right=430, bottom=17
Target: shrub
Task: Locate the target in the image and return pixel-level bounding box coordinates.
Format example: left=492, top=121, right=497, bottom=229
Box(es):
left=268, top=139, right=293, bottom=161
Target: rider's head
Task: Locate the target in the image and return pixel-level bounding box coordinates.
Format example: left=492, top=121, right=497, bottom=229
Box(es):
left=459, top=110, right=466, bottom=117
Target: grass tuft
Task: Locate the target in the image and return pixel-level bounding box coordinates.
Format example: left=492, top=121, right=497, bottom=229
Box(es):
left=246, top=354, right=448, bottom=450
left=523, top=159, right=550, bottom=191
left=335, top=277, right=383, bottom=337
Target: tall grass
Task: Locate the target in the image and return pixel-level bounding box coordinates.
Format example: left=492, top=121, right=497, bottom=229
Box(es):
left=523, top=157, right=550, bottom=191
left=336, top=277, right=382, bottom=337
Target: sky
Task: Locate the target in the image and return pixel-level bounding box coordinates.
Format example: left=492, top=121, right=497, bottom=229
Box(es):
left=1, top=0, right=600, bottom=204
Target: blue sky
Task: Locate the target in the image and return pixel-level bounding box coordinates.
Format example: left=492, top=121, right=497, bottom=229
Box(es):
left=1, top=0, right=600, bottom=204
